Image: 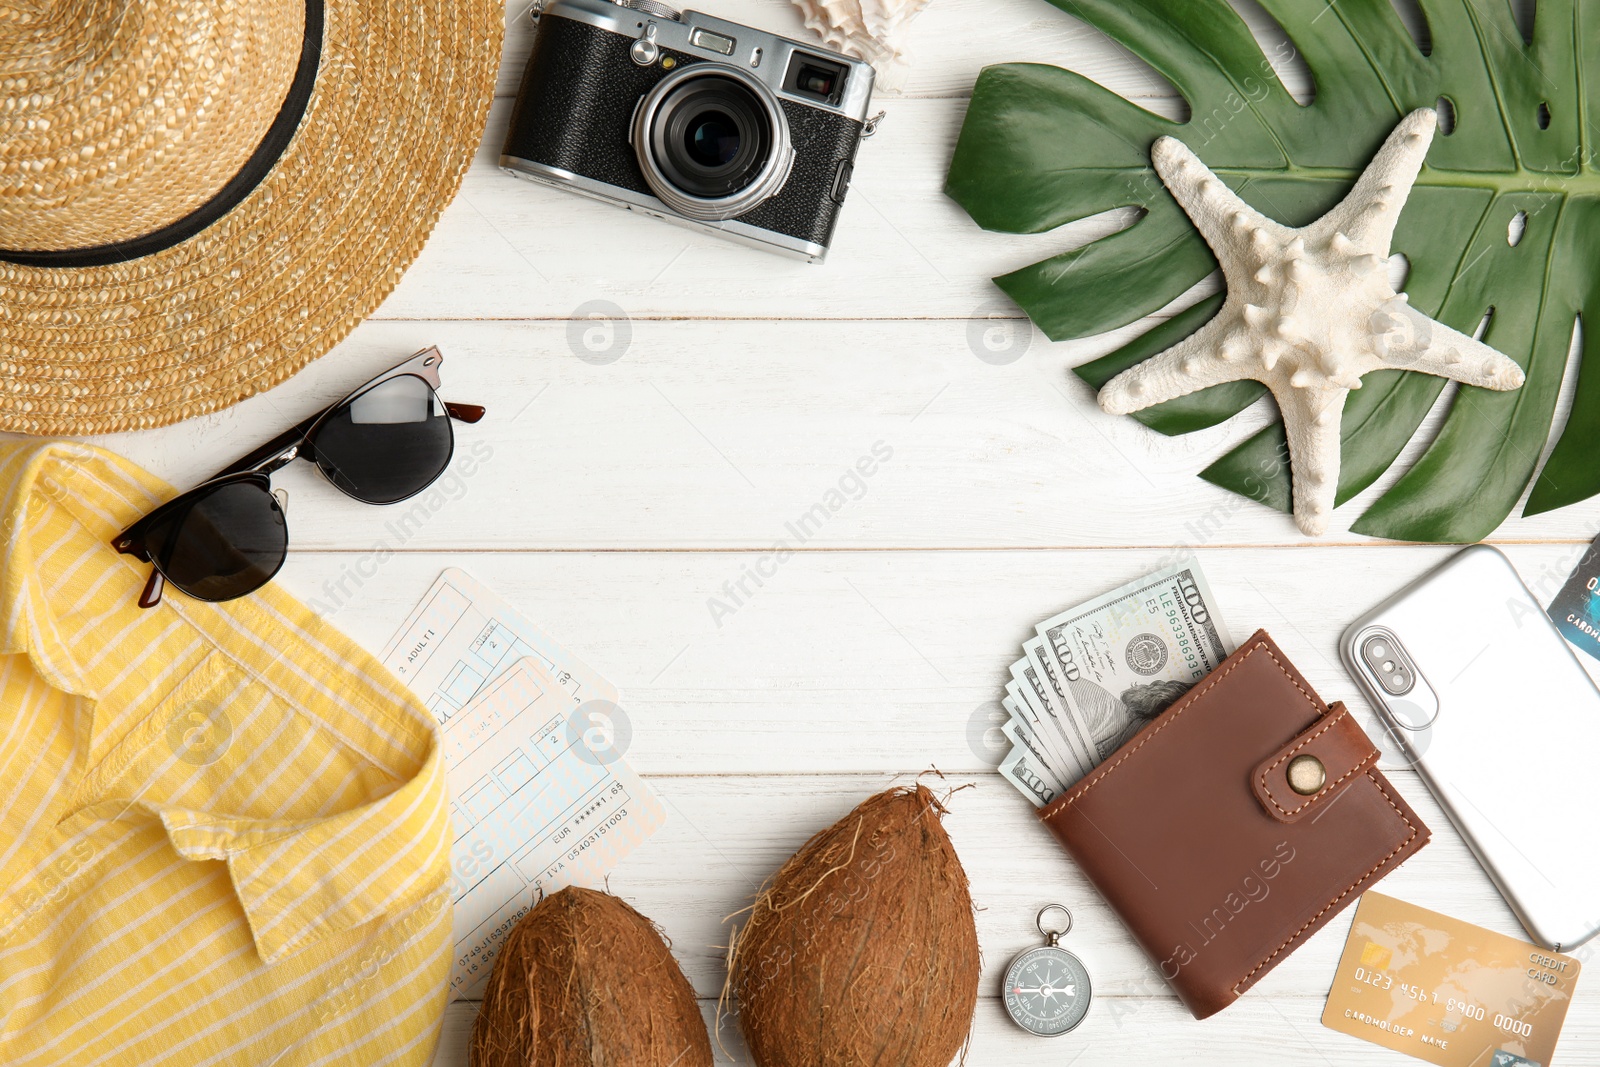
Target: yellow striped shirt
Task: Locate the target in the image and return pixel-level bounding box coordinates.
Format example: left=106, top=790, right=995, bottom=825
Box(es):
left=0, top=440, right=453, bottom=1067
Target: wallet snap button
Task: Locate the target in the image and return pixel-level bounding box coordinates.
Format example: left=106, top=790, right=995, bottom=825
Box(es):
left=1287, top=754, right=1326, bottom=795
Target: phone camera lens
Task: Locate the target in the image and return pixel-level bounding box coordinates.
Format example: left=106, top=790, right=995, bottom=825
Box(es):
left=1362, top=633, right=1416, bottom=696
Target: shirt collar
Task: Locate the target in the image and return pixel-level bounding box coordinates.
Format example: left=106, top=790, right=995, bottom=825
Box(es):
left=0, top=439, right=450, bottom=963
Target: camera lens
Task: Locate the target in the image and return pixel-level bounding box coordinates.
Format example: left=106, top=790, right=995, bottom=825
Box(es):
left=686, top=110, right=740, bottom=167
left=634, top=66, right=792, bottom=221
left=655, top=77, right=769, bottom=198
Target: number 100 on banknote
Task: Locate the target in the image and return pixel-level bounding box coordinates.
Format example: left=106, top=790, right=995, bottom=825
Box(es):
left=1000, top=560, right=1236, bottom=805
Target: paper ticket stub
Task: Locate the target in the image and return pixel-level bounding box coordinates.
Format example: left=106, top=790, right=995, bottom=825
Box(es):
left=1323, top=892, right=1581, bottom=1067
left=382, top=570, right=663, bottom=999
left=438, top=658, right=665, bottom=997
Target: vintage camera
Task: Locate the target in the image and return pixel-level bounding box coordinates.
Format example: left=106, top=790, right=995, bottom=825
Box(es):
left=501, top=0, right=877, bottom=261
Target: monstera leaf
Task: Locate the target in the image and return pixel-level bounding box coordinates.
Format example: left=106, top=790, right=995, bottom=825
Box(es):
left=947, top=0, right=1600, bottom=542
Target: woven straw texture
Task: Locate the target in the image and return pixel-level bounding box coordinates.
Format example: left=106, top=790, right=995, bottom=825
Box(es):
left=0, top=0, right=503, bottom=435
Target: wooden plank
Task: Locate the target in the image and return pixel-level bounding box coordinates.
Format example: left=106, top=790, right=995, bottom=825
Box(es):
left=376, top=96, right=1141, bottom=323
left=423, top=0, right=1308, bottom=322
left=432, top=1004, right=1600, bottom=1067
left=88, top=321, right=1600, bottom=548
left=490, top=0, right=1312, bottom=103
left=487, top=769, right=1565, bottom=998
left=269, top=544, right=1599, bottom=778
left=435, top=991, right=1600, bottom=1066
left=491, top=0, right=1206, bottom=103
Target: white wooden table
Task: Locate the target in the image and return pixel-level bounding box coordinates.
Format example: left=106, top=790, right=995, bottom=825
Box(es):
left=87, top=0, right=1600, bottom=1062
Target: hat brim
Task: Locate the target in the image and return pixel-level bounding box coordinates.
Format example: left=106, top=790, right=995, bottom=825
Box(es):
left=0, top=0, right=504, bottom=436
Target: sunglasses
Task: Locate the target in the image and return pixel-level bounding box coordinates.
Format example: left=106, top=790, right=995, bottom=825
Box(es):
left=115, top=347, right=484, bottom=608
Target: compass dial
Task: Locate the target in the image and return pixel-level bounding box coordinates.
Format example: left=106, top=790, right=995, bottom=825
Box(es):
left=1002, top=945, right=1092, bottom=1037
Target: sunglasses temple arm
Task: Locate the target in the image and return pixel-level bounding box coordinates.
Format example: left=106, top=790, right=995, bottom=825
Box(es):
left=138, top=568, right=165, bottom=609
left=446, top=402, right=485, bottom=424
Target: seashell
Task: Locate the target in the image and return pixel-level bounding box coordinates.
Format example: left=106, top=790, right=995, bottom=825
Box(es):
left=790, top=0, right=932, bottom=90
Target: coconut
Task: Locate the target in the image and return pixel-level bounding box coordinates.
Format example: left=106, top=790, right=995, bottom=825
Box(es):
left=728, top=784, right=980, bottom=1067
left=470, top=886, right=712, bottom=1067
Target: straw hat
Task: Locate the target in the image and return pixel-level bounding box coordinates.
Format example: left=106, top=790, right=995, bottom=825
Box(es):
left=0, top=0, right=502, bottom=435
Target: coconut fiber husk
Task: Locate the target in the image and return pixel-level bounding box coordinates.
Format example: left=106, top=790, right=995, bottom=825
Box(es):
left=727, top=784, right=980, bottom=1067
left=470, top=886, right=711, bottom=1067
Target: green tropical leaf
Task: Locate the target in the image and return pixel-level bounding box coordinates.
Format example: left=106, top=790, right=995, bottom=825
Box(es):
left=947, top=0, right=1598, bottom=541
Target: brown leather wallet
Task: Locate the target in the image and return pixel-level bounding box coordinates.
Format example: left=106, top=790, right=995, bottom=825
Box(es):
left=1038, top=630, right=1429, bottom=1019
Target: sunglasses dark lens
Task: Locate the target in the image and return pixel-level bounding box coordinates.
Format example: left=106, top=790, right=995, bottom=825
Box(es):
left=312, top=374, right=452, bottom=504
left=144, top=480, right=287, bottom=602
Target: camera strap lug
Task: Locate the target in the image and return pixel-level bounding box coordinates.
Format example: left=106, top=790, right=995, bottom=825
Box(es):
left=860, top=110, right=886, bottom=139
left=523, top=0, right=543, bottom=21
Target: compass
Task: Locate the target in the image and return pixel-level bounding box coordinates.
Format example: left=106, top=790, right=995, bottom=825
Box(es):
left=1001, top=905, right=1093, bottom=1037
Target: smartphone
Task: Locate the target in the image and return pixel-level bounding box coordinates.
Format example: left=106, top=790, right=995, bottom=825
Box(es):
left=1341, top=544, right=1600, bottom=950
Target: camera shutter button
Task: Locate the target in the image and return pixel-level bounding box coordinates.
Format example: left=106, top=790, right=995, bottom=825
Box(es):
left=630, top=23, right=660, bottom=65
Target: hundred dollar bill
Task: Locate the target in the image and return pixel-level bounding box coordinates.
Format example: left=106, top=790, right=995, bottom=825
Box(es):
left=1038, top=558, right=1234, bottom=777
left=1007, top=655, right=1089, bottom=784
left=1023, top=636, right=1099, bottom=782
left=1005, top=667, right=1060, bottom=767
left=999, top=746, right=1060, bottom=809
left=1001, top=704, right=1065, bottom=794
left=1005, top=678, right=1045, bottom=730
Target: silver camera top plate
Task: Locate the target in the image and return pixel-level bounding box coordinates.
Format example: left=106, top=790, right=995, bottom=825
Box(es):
left=538, top=0, right=877, bottom=122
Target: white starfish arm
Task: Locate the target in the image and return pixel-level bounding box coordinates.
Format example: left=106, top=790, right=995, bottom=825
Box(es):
left=1314, top=109, right=1436, bottom=253
left=1276, top=385, right=1348, bottom=537
left=1376, top=304, right=1526, bottom=390
left=1098, top=320, right=1259, bottom=414
left=1150, top=137, right=1289, bottom=248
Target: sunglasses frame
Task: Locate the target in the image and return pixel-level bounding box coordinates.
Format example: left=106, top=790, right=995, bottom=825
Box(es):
left=115, top=347, right=485, bottom=608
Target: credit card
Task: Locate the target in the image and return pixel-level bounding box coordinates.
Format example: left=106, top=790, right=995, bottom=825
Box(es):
left=1323, top=892, right=1581, bottom=1067
left=1548, top=531, right=1600, bottom=665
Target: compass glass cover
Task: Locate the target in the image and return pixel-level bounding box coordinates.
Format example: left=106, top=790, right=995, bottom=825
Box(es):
left=1002, top=946, right=1092, bottom=1036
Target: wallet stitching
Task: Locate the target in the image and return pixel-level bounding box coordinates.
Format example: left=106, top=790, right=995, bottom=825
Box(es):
left=1043, top=639, right=1314, bottom=822
left=1232, top=770, right=1420, bottom=992
left=1255, top=707, right=1375, bottom=818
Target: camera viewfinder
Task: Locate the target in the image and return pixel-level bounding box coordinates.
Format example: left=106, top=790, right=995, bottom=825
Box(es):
left=785, top=54, right=846, bottom=105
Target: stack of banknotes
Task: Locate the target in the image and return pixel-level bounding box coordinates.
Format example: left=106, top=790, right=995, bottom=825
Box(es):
left=999, top=559, right=1237, bottom=807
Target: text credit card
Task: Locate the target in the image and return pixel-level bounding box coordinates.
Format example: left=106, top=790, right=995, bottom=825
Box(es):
left=1324, top=892, right=1581, bottom=1067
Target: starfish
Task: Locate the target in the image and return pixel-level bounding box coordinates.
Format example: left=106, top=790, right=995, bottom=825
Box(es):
left=1097, top=109, right=1525, bottom=536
